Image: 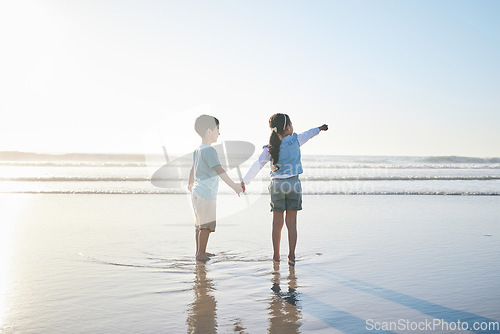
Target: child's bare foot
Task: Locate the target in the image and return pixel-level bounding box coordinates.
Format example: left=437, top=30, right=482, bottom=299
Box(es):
left=196, top=254, right=211, bottom=262
left=195, top=252, right=215, bottom=257
left=288, top=255, right=295, bottom=266
left=273, top=255, right=280, bottom=262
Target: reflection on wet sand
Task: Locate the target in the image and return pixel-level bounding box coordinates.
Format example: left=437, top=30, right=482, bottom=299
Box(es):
left=268, top=262, right=302, bottom=333
left=187, top=262, right=217, bottom=334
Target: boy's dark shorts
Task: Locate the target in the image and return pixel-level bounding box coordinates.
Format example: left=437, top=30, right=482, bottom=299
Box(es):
left=268, top=176, right=302, bottom=212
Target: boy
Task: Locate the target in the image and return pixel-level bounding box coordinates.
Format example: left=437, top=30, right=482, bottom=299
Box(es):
left=188, top=115, right=243, bottom=262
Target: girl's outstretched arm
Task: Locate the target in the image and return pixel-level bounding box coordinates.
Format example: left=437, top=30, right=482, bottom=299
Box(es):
left=242, top=148, right=271, bottom=185
left=297, top=124, right=328, bottom=146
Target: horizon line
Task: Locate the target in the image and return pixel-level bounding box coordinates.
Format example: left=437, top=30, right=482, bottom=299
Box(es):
left=1, top=150, right=499, bottom=160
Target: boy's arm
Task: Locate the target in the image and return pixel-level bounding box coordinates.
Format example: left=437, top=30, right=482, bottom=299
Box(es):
left=297, top=124, right=328, bottom=146
left=188, top=167, right=194, bottom=192
left=202, top=146, right=241, bottom=195
left=242, top=148, right=271, bottom=185
left=213, top=165, right=243, bottom=195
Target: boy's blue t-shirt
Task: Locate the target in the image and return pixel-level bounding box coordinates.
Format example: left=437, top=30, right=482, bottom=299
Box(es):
left=192, top=144, right=221, bottom=200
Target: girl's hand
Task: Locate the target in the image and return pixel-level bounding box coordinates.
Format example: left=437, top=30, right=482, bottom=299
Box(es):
left=187, top=183, right=193, bottom=192
left=241, top=182, right=246, bottom=193
left=319, top=124, right=328, bottom=131
left=233, top=183, right=243, bottom=196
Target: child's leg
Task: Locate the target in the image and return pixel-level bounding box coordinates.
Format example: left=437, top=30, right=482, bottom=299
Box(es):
left=195, top=229, right=200, bottom=256
left=285, top=210, right=298, bottom=265
left=272, top=211, right=285, bottom=262
left=196, top=228, right=211, bottom=262
left=195, top=230, right=215, bottom=257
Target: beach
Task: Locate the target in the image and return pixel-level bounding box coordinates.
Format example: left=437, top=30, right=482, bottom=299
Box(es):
left=1, top=193, right=499, bottom=333
left=3, top=0, right=500, bottom=331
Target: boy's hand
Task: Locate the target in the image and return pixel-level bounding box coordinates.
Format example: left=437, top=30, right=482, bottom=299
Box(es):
left=233, top=183, right=243, bottom=196
left=187, top=184, right=193, bottom=192
left=241, top=182, right=246, bottom=193
left=319, top=124, right=328, bottom=131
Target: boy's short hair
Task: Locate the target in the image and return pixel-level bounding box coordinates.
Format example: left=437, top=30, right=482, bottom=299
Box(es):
left=195, top=115, right=219, bottom=137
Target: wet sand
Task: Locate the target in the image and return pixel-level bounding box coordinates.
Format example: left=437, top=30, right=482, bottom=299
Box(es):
left=1, top=194, right=499, bottom=333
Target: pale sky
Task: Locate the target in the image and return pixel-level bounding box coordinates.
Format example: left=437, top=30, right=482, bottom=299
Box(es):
left=1, top=0, right=499, bottom=157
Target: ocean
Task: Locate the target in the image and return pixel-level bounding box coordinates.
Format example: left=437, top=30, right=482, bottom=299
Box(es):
left=1, top=154, right=499, bottom=333
left=1, top=155, right=500, bottom=195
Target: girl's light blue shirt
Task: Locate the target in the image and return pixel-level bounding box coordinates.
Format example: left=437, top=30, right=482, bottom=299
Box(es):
left=270, top=133, right=303, bottom=178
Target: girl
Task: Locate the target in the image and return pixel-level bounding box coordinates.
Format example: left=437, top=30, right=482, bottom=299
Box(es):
left=242, top=113, right=328, bottom=265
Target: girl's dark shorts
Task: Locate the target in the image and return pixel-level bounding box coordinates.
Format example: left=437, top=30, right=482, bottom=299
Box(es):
left=268, top=176, right=302, bottom=212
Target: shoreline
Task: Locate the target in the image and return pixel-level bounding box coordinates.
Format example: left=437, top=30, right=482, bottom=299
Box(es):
left=2, top=191, right=500, bottom=196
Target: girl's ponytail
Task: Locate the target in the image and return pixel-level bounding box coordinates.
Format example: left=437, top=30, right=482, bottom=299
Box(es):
left=268, top=113, right=290, bottom=171
left=269, top=131, right=281, bottom=171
